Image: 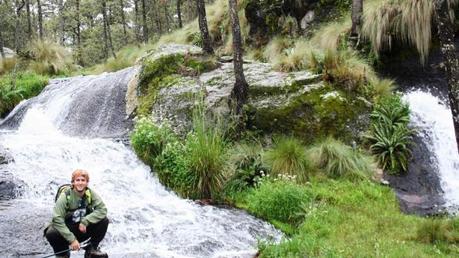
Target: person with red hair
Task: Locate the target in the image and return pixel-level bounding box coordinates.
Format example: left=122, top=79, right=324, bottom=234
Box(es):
left=44, top=169, right=108, bottom=258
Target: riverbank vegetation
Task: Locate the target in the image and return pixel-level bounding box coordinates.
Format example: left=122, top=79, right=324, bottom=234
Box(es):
left=1, top=0, right=459, bottom=256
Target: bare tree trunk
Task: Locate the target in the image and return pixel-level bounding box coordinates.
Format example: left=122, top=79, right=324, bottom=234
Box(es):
left=176, top=0, right=182, bottom=28
left=435, top=0, right=459, bottom=153
left=37, top=0, right=43, bottom=39
left=141, top=0, right=148, bottom=42
left=350, top=0, right=363, bottom=47
left=101, top=0, right=116, bottom=59
left=196, top=0, right=213, bottom=54
left=133, top=0, right=141, bottom=43
left=26, top=0, right=31, bottom=39
left=15, top=0, right=25, bottom=54
left=164, top=1, right=170, bottom=32
left=75, top=0, right=82, bottom=65
left=0, top=30, right=5, bottom=59
left=120, top=0, right=128, bottom=45
left=107, top=4, right=116, bottom=58
left=229, top=0, right=248, bottom=117
left=58, top=0, right=65, bottom=45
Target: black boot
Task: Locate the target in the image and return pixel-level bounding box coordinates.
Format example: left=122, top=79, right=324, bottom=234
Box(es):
left=84, top=246, right=108, bottom=258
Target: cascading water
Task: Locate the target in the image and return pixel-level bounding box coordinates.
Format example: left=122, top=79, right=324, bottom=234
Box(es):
left=0, top=67, right=282, bottom=257
left=404, top=90, right=459, bottom=212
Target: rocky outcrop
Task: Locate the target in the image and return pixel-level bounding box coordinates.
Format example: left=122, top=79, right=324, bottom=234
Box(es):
left=129, top=44, right=371, bottom=143
left=0, top=146, right=22, bottom=200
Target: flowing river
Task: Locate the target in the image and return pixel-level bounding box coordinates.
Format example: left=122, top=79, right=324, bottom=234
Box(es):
left=0, top=67, right=281, bottom=257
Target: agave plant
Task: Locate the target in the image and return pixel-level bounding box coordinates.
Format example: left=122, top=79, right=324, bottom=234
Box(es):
left=366, top=95, right=414, bottom=174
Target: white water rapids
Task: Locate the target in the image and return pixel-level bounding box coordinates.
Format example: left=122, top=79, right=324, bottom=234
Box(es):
left=0, top=68, right=281, bottom=257
left=404, top=90, right=459, bottom=211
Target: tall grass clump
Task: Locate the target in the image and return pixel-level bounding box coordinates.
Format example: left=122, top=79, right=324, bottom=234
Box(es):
left=416, top=218, right=459, bottom=244
left=308, top=138, right=374, bottom=180
left=368, top=77, right=396, bottom=101
left=362, top=0, right=458, bottom=64
left=0, top=57, right=17, bottom=75
left=0, top=72, right=48, bottom=117
left=246, top=180, right=312, bottom=224
left=264, top=136, right=310, bottom=183
left=365, top=94, right=413, bottom=174
left=185, top=107, right=229, bottom=200
left=27, top=39, right=74, bottom=75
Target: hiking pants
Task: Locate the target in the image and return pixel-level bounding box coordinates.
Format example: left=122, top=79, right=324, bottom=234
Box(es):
left=45, top=217, right=109, bottom=254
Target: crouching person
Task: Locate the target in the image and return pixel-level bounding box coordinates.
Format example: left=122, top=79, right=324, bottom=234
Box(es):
left=45, top=169, right=108, bottom=258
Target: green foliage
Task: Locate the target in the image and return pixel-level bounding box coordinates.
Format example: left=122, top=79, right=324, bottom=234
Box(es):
left=264, top=136, right=310, bottom=183
left=0, top=72, right=49, bottom=117
left=308, top=138, right=374, bottom=180
left=368, top=78, right=396, bottom=101
left=366, top=95, right=413, bottom=174
left=27, top=39, right=74, bottom=75
left=184, top=108, right=229, bottom=200
left=246, top=180, right=312, bottom=224
left=225, top=142, right=265, bottom=195
left=130, top=117, right=177, bottom=167
left=0, top=57, right=17, bottom=75
left=416, top=218, right=459, bottom=244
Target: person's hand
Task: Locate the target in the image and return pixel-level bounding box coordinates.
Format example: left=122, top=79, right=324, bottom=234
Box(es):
left=70, top=240, right=80, bottom=250
left=79, top=223, right=87, bottom=233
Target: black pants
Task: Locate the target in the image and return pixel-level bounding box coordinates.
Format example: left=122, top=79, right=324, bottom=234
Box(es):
left=45, top=217, right=109, bottom=254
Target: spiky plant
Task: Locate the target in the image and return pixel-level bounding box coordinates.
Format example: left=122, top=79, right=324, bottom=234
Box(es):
left=369, top=78, right=396, bottom=101
left=264, top=136, right=310, bottom=183
left=308, top=137, right=374, bottom=180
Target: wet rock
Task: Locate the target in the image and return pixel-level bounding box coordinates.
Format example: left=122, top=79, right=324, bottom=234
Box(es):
left=384, top=133, right=445, bottom=216
left=0, top=146, right=13, bottom=164
left=0, top=170, right=24, bottom=200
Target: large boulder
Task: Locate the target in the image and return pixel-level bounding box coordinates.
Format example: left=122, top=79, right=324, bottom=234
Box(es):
left=129, top=44, right=371, bottom=143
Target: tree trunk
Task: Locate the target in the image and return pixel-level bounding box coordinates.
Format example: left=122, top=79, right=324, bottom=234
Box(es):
left=176, top=0, right=182, bottom=28
left=120, top=0, right=128, bottom=45
left=196, top=0, right=213, bottom=54
left=75, top=0, right=82, bottom=65
left=15, top=0, right=25, bottom=54
left=0, top=29, right=5, bottom=59
left=37, top=0, right=43, bottom=39
left=101, top=0, right=109, bottom=59
left=133, top=0, right=141, bottom=43
left=350, top=0, right=363, bottom=46
left=141, top=0, right=148, bottom=42
left=229, top=0, right=248, bottom=117
left=164, top=1, right=170, bottom=33
left=435, top=0, right=459, bottom=153
left=107, top=4, right=116, bottom=58
left=26, top=0, right=31, bottom=39
left=58, top=0, right=65, bottom=45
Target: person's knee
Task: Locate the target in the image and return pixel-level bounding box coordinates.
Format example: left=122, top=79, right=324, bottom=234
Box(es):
left=44, top=226, right=60, bottom=242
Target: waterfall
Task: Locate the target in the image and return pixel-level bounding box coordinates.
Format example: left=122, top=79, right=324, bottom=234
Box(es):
left=0, top=68, right=282, bottom=257
left=404, top=90, right=459, bottom=212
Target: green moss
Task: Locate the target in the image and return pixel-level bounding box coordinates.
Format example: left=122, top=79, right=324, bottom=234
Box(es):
left=137, top=53, right=218, bottom=117
left=247, top=84, right=370, bottom=143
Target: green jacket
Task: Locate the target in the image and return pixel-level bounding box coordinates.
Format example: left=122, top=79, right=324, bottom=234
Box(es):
left=51, top=187, right=107, bottom=243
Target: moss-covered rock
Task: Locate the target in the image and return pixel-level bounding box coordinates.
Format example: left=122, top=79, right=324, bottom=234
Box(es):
left=129, top=44, right=372, bottom=142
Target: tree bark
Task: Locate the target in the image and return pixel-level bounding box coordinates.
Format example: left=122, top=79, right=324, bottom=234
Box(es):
left=58, top=0, right=65, bottom=45
left=350, top=0, right=363, bottom=47
left=0, top=29, right=5, bottom=59
left=25, top=0, right=31, bottom=39
left=435, top=0, right=459, bottom=153
left=176, top=0, right=182, bottom=28
left=196, top=0, right=213, bottom=54
left=15, top=0, right=25, bottom=54
left=134, top=0, right=141, bottom=43
left=229, top=0, right=248, bottom=117
left=75, top=0, right=82, bottom=65
left=37, top=0, right=43, bottom=39
left=120, top=0, right=128, bottom=45
left=141, top=0, right=148, bottom=42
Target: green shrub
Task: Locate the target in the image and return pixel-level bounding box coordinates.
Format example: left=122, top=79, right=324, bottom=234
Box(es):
left=308, top=138, right=374, bottom=180
left=225, top=142, right=265, bottom=195
left=0, top=72, right=48, bottom=117
left=416, top=218, right=459, bottom=244
left=184, top=108, right=229, bottom=200
left=246, top=180, right=312, bottom=224
left=264, top=136, right=310, bottom=183
left=366, top=95, right=413, bottom=174
left=154, top=140, right=194, bottom=197
left=130, top=117, right=177, bottom=167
